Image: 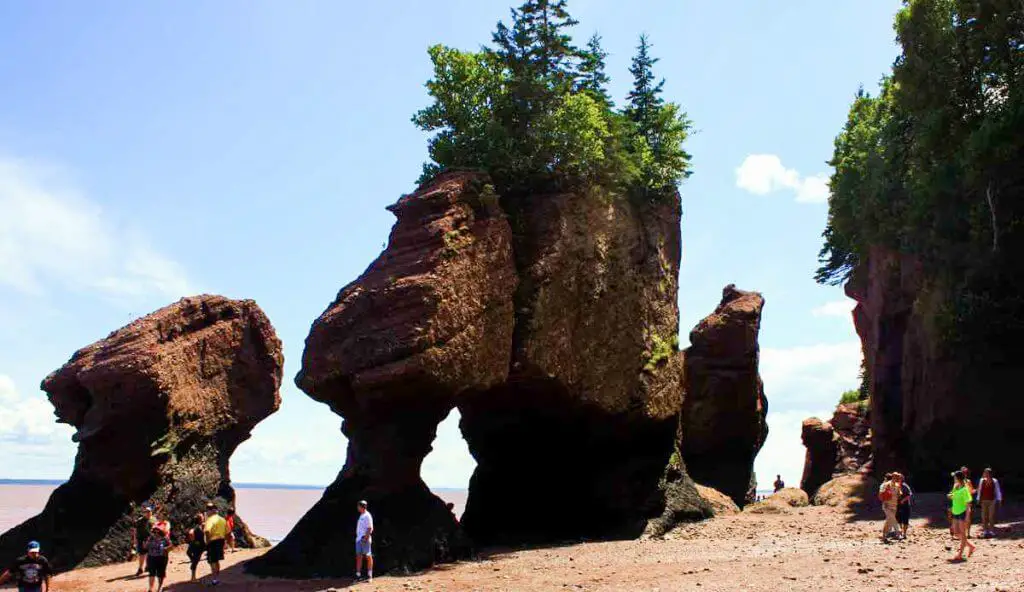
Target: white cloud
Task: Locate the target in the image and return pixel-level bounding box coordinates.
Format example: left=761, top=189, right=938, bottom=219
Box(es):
left=0, top=375, right=76, bottom=478
left=812, top=299, right=857, bottom=318
left=753, top=340, right=863, bottom=486
left=754, top=408, right=831, bottom=490
left=761, top=341, right=862, bottom=410
left=735, top=154, right=830, bottom=204
left=0, top=157, right=190, bottom=300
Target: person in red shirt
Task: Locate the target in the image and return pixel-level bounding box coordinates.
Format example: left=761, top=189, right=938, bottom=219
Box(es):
left=225, top=508, right=236, bottom=552
left=975, top=468, right=1004, bottom=538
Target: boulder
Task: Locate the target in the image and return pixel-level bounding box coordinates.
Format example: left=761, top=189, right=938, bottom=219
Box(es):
left=0, top=296, right=282, bottom=571
left=744, top=487, right=808, bottom=514
left=250, top=172, right=691, bottom=576
left=249, top=172, right=512, bottom=576
left=679, top=285, right=768, bottom=507
left=813, top=474, right=881, bottom=510
left=695, top=484, right=740, bottom=516
left=800, top=417, right=837, bottom=498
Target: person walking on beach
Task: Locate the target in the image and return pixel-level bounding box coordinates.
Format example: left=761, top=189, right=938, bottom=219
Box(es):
left=153, top=505, right=171, bottom=543
left=894, top=472, right=913, bottom=539
left=132, top=505, right=156, bottom=576
left=949, top=470, right=976, bottom=561
left=976, top=468, right=1003, bottom=538
left=878, top=472, right=900, bottom=542
left=186, top=512, right=207, bottom=581
left=773, top=475, right=785, bottom=492
left=0, top=541, right=51, bottom=592
left=355, top=500, right=374, bottom=582
left=204, top=502, right=229, bottom=586
left=960, top=465, right=975, bottom=538
left=225, top=508, right=236, bottom=552
left=144, top=525, right=170, bottom=592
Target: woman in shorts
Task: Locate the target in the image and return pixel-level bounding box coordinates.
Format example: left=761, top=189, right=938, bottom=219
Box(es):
left=948, top=471, right=975, bottom=561
left=186, top=513, right=207, bottom=581
left=144, top=526, right=170, bottom=592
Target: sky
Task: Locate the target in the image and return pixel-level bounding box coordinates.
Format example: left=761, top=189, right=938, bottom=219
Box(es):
left=0, top=0, right=901, bottom=491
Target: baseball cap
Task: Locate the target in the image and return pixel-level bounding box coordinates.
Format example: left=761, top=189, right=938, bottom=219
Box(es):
left=27, top=541, right=40, bottom=552
left=358, top=500, right=368, bottom=507
left=205, top=502, right=217, bottom=510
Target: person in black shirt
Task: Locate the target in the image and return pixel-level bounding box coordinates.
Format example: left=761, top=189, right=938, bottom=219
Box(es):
left=0, top=541, right=52, bottom=592
left=186, top=512, right=207, bottom=581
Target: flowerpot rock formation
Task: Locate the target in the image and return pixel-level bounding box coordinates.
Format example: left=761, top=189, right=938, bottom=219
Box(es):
left=0, top=295, right=283, bottom=571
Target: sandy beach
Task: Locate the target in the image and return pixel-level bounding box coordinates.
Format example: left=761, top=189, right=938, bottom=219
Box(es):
left=42, top=494, right=1022, bottom=592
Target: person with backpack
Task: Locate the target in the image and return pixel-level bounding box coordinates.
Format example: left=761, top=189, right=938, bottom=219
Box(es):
left=878, top=472, right=900, bottom=542
left=186, top=512, right=207, bottom=581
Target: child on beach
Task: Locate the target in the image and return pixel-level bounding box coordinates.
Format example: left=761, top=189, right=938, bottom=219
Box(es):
left=144, top=526, right=170, bottom=592
left=948, top=471, right=975, bottom=562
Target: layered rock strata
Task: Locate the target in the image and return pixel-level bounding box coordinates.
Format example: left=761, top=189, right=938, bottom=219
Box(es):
left=679, top=286, right=768, bottom=507
left=250, top=172, right=696, bottom=576
left=0, top=296, right=282, bottom=571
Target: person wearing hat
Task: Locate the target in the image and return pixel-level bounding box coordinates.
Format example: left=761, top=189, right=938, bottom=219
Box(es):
left=355, top=500, right=374, bottom=582
left=132, top=504, right=157, bottom=576
left=0, top=541, right=52, bottom=592
left=143, top=525, right=171, bottom=592
left=203, top=502, right=229, bottom=586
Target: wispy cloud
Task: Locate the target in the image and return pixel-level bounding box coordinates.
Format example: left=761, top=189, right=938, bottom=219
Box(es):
left=0, top=375, right=76, bottom=479
left=0, top=157, right=190, bottom=300
left=735, top=154, right=830, bottom=204
left=812, top=299, right=856, bottom=318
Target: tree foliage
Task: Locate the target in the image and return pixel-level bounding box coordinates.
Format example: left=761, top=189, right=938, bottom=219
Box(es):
left=818, top=0, right=1024, bottom=356
left=413, top=1, right=692, bottom=198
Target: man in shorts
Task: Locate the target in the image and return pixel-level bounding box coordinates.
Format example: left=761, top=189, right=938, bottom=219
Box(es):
left=132, top=505, right=156, bottom=576
left=203, top=502, right=229, bottom=586
left=0, top=541, right=52, bottom=592
left=355, top=500, right=374, bottom=582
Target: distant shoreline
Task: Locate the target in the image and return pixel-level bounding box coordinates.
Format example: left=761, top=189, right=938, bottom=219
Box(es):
left=0, top=479, right=468, bottom=492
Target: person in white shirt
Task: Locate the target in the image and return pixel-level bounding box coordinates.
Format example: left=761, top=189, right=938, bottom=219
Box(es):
left=975, top=468, right=1004, bottom=538
left=355, top=500, right=374, bottom=582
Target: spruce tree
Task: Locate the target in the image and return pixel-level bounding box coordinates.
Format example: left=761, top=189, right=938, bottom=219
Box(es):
left=577, top=34, right=612, bottom=108
left=625, top=34, right=666, bottom=142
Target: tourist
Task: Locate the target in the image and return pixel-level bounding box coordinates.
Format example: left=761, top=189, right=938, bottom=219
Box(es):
left=976, top=467, right=1003, bottom=538
left=446, top=502, right=459, bottom=524
left=153, top=504, right=172, bottom=543
left=878, top=472, right=899, bottom=542
left=948, top=470, right=975, bottom=561
left=225, top=508, right=236, bottom=552
left=355, top=499, right=374, bottom=582
left=144, top=525, right=170, bottom=592
left=204, top=502, right=229, bottom=586
left=0, top=541, right=52, bottom=592
left=961, top=465, right=975, bottom=538
left=773, top=475, right=785, bottom=492
left=186, top=512, right=207, bottom=581
left=132, top=504, right=156, bottom=576
left=894, top=472, right=913, bottom=539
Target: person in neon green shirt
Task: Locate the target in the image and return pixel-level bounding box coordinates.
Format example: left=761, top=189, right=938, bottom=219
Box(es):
left=948, top=471, right=976, bottom=561
left=203, top=503, right=229, bottom=585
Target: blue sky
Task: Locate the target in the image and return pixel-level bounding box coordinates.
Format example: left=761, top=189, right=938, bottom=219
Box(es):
left=0, top=0, right=901, bottom=490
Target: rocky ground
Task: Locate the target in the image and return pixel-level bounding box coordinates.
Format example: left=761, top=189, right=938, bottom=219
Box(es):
left=50, top=495, right=1023, bottom=592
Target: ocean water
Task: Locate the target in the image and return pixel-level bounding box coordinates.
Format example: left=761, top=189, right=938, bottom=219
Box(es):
left=0, top=482, right=468, bottom=543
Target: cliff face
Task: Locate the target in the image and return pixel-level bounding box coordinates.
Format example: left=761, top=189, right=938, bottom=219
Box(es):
left=800, top=402, right=871, bottom=498
left=679, top=286, right=768, bottom=507
left=847, top=245, right=1024, bottom=491
left=0, top=296, right=282, bottom=571
left=250, top=173, right=692, bottom=577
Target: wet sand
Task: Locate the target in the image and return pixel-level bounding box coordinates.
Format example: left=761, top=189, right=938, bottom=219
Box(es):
left=49, top=494, right=1024, bottom=592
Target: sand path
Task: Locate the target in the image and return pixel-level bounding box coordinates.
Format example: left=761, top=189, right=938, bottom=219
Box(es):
left=49, top=496, right=1023, bottom=591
